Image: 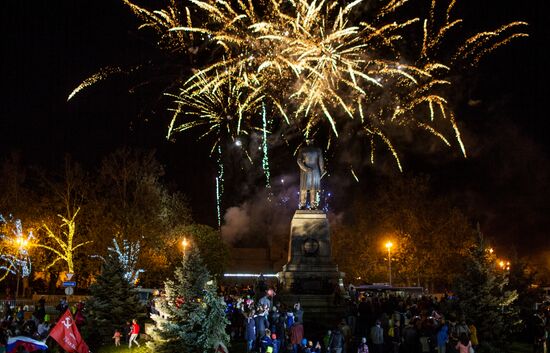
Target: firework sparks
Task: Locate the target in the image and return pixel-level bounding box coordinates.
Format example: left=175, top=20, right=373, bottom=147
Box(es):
left=73, top=0, right=527, bottom=172
left=167, top=70, right=265, bottom=152
left=68, top=67, right=125, bottom=101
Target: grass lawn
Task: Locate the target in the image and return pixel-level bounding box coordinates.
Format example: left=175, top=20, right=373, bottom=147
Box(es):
left=509, top=342, right=532, bottom=353
left=96, top=340, right=246, bottom=353
left=96, top=344, right=152, bottom=353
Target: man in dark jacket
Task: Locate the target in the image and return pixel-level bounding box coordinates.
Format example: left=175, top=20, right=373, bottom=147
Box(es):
left=369, top=320, right=384, bottom=353
left=255, top=308, right=270, bottom=340
left=245, top=312, right=257, bottom=352
left=328, top=329, right=344, bottom=353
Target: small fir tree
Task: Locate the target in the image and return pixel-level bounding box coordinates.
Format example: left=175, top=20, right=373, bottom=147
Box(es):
left=86, top=250, right=145, bottom=346
left=149, top=246, right=229, bottom=353
left=454, top=232, right=519, bottom=352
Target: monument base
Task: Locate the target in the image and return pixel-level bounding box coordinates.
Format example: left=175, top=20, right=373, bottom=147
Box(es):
left=277, top=210, right=345, bottom=328
left=278, top=210, right=343, bottom=294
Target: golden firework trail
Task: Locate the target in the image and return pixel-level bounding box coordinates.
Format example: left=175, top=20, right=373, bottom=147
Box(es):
left=70, top=0, right=528, bottom=170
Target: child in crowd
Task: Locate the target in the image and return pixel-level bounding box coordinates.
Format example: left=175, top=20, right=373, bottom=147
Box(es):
left=113, top=329, right=121, bottom=347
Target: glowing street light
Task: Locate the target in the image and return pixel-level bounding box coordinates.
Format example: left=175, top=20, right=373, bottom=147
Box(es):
left=385, top=241, right=393, bottom=286
left=14, top=237, right=29, bottom=303
left=498, top=259, right=511, bottom=271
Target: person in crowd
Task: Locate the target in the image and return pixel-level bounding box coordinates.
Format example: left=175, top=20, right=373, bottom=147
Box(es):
left=255, top=307, right=269, bottom=341
left=35, top=297, right=46, bottom=323
left=260, top=329, right=273, bottom=353
left=323, top=330, right=332, bottom=353
left=437, top=318, right=449, bottom=353
left=123, top=320, right=132, bottom=344
left=339, top=319, right=352, bottom=353
left=455, top=333, right=472, bottom=353
left=56, top=297, right=68, bottom=314
left=3, top=303, right=13, bottom=322
left=347, top=300, right=358, bottom=335
left=245, top=311, right=257, bottom=353
left=37, top=319, right=50, bottom=339
left=113, top=329, right=122, bottom=347
left=390, top=320, right=401, bottom=353
left=328, top=328, right=344, bottom=353
left=357, top=337, right=369, bottom=353
left=369, top=320, right=384, bottom=353
left=313, top=341, right=322, bottom=353
left=455, top=319, right=470, bottom=338
left=291, top=320, right=305, bottom=353
left=128, top=318, right=140, bottom=348
left=271, top=333, right=280, bottom=353
left=301, top=338, right=311, bottom=353
left=259, top=289, right=276, bottom=311
left=467, top=321, right=478, bottom=348
left=74, top=301, right=85, bottom=327
left=402, top=320, right=418, bottom=353
left=294, top=302, right=304, bottom=324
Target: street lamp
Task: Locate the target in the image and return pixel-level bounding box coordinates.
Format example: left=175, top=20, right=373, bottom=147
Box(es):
left=182, top=237, right=189, bottom=261
left=498, top=260, right=510, bottom=271
left=385, top=241, right=393, bottom=286
left=14, top=237, right=29, bottom=304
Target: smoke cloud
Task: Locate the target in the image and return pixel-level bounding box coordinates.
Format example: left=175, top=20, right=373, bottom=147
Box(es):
left=220, top=173, right=298, bottom=247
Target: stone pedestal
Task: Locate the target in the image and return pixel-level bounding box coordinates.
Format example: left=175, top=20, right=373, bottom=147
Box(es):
left=278, top=210, right=343, bottom=294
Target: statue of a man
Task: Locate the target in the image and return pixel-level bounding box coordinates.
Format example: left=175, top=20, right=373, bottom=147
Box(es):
left=297, top=139, right=325, bottom=209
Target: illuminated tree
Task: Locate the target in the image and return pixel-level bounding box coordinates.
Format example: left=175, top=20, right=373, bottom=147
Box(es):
left=108, top=238, right=144, bottom=285
left=0, top=216, right=33, bottom=283
left=149, top=246, right=229, bottom=353
left=33, top=208, right=91, bottom=273
left=27, top=156, right=95, bottom=276
left=454, top=233, right=520, bottom=352
left=86, top=250, right=145, bottom=345
left=95, top=148, right=192, bottom=286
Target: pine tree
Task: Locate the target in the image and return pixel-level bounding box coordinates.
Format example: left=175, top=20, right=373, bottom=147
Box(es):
left=149, top=246, right=229, bottom=353
left=86, top=250, right=145, bottom=345
left=453, top=232, right=519, bottom=353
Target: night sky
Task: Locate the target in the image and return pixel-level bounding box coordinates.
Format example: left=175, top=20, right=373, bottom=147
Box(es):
left=1, top=0, right=549, bottom=258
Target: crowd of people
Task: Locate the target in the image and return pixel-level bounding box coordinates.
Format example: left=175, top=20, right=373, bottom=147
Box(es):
left=0, top=281, right=548, bottom=353
left=0, top=296, right=144, bottom=352
left=0, top=297, right=87, bottom=350
left=222, top=282, right=488, bottom=353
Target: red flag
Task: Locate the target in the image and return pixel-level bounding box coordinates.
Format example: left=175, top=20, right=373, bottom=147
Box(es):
left=49, top=309, right=90, bottom=353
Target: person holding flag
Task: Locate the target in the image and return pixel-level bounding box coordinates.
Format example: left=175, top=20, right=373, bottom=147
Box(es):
left=49, top=309, right=89, bottom=353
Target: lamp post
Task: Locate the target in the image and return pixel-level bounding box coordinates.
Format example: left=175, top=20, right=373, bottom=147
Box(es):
left=182, top=237, right=189, bottom=261
left=385, top=241, right=393, bottom=286
left=14, top=237, right=28, bottom=304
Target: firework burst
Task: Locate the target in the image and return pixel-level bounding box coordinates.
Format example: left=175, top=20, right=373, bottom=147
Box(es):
left=71, top=0, right=527, bottom=170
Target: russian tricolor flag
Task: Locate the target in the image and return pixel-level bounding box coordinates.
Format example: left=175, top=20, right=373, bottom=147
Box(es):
left=6, top=336, right=48, bottom=353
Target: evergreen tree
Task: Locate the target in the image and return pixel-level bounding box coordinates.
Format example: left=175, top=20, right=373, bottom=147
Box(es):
left=149, top=246, right=229, bottom=353
left=454, top=232, right=519, bottom=353
left=86, top=250, right=145, bottom=346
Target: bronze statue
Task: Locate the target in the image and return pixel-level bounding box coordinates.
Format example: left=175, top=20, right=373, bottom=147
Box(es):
left=297, top=139, right=325, bottom=209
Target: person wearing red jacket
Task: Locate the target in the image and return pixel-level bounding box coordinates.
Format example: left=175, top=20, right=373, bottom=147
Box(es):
left=129, top=319, right=141, bottom=348
left=290, top=321, right=304, bottom=353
